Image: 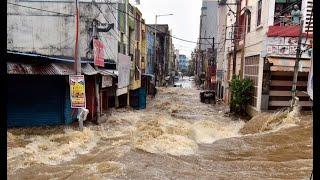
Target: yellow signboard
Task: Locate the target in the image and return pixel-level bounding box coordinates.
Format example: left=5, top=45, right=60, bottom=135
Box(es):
left=69, top=75, right=86, bottom=108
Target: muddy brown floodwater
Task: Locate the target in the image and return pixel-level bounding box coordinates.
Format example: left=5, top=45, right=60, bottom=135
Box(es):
left=7, top=79, right=312, bottom=179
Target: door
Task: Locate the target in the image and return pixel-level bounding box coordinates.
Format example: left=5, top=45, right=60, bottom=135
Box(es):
left=7, top=75, right=65, bottom=127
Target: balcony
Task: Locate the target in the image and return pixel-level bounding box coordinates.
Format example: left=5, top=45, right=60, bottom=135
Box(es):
left=267, top=25, right=302, bottom=37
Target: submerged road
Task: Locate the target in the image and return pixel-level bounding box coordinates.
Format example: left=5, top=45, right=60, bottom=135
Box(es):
left=8, top=78, right=312, bottom=179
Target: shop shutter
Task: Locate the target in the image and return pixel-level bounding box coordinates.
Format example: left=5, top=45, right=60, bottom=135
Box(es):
left=7, top=76, right=65, bottom=127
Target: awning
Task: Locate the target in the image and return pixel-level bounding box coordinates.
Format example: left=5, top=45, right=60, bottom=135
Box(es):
left=267, top=57, right=310, bottom=72
left=142, top=73, right=155, bottom=77
left=7, top=62, right=97, bottom=75
left=98, top=68, right=118, bottom=77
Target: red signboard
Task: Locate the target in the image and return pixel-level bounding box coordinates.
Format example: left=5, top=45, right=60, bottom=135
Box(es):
left=93, top=39, right=105, bottom=67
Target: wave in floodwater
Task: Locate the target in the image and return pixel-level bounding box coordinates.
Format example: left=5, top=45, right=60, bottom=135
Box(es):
left=133, top=116, right=245, bottom=156
left=7, top=127, right=100, bottom=173
left=240, top=105, right=301, bottom=135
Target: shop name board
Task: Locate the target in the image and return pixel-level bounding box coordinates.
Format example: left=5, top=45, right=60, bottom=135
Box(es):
left=69, top=75, right=86, bottom=108
left=102, top=75, right=112, bottom=88
left=93, top=39, right=105, bottom=67
left=118, top=53, right=131, bottom=89
left=266, top=37, right=312, bottom=59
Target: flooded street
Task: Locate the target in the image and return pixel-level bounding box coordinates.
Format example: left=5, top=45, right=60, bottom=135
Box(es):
left=7, top=78, right=312, bottom=179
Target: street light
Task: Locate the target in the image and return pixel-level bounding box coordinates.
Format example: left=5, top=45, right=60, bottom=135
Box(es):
left=154, top=13, right=173, bottom=86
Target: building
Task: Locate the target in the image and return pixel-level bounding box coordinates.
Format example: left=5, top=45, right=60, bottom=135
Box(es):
left=219, top=0, right=313, bottom=115
left=146, top=26, right=155, bottom=75
left=196, top=0, right=219, bottom=90
left=6, top=0, right=149, bottom=126
left=146, top=24, right=171, bottom=86
left=178, top=54, right=189, bottom=73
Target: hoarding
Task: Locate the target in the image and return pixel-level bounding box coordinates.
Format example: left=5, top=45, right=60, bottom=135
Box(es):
left=307, top=51, right=313, bottom=100
left=102, top=75, right=113, bottom=88
left=118, top=53, right=131, bottom=89
left=93, top=39, right=105, bottom=67
left=266, top=37, right=312, bottom=59
left=69, top=75, right=86, bottom=108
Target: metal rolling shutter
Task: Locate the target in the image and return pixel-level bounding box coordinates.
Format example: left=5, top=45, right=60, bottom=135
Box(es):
left=7, top=76, right=64, bottom=127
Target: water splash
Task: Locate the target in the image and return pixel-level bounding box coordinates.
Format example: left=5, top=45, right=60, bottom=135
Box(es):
left=240, top=106, right=301, bottom=135
left=7, top=127, right=99, bottom=174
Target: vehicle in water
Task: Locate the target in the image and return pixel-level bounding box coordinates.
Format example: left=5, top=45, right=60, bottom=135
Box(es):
left=200, top=90, right=215, bottom=104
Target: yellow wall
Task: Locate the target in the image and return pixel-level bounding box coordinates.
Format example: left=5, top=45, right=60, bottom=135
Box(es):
left=130, top=7, right=142, bottom=90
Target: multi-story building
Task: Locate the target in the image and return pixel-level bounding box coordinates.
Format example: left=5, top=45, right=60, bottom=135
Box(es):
left=219, top=0, right=313, bottom=115
left=6, top=0, right=151, bottom=126
left=7, top=0, right=123, bottom=126
left=146, top=27, right=155, bottom=75
left=197, top=0, right=219, bottom=90
left=141, top=19, right=147, bottom=74
left=178, top=54, right=189, bottom=73
left=146, top=24, right=170, bottom=86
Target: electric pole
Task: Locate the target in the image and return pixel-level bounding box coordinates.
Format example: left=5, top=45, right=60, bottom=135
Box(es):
left=232, top=0, right=240, bottom=77
left=154, top=16, right=158, bottom=87
left=74, top=0, right=83, bottom=131
left=230, top=0, right=240, bottom=112
left=92, top=20, right=101, bottom=124
left=290, top=20, right=304, bottom=109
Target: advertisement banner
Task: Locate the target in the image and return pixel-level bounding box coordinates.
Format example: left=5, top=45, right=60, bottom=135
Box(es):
left=266, top=37, right=312, bottom=59
left=118, top=53, right=131, bottom=89
left=307, top=51, right=313, bottom=100
left=69, top=75, right=86, bottom=108
left=102, top=75, right=113, bottom=88
left=93, top=39, right=105, bottom=67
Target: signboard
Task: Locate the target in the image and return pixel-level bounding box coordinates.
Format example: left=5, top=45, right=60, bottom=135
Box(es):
left=118, top=53, right=131, bottom=89
left=102, top=75, right=112, bottom=88
left=307, top=51, right=313, bottom=100
left=266, top=37, right=312, bottom=59
left=93, top=39, right=105, bottom=67
left=69, top=75, right=86, bottom=108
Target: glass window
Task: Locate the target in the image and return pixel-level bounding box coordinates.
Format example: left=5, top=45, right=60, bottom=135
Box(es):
left=247, top=11, right=251, bottom=33
left=257, top=0, right=262, bottom=26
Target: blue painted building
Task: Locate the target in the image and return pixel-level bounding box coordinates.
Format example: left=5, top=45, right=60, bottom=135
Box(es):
left=178, top=54, right=189, bottom=72
left=146, top=28, right=155, bottom=75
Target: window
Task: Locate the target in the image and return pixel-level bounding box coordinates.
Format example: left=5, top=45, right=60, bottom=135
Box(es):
left=244, top=55, right=260, bottom=107
left=257, top=0, right=262, bottom=26
left=247, top=11, right=251, bottom=33
left=273, top=1, right=302, bottom=26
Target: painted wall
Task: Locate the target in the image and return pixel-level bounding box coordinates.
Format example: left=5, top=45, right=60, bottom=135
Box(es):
left=199, top=0, right=219, bottom=51
left=178, top=54, right=189, bottom=71
left=146, top=28, right=154, bottom=75
left=7, top=1, right=119, bottom=63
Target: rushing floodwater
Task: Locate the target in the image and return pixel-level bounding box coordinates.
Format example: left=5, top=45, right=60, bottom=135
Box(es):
left=7, top=78, right=313, bottom=179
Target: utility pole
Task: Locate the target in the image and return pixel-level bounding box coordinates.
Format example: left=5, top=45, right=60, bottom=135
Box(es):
left=290, top=20, right=304, bottom=109
left=232, top=0, right=240, bottom=77
left=92, top=20, right=101, bottom=124
left=230, top=0, right=240, bottom=112
left=74, top=0, right=83, bottom=131
left=154, top=15, right=158, bottom=87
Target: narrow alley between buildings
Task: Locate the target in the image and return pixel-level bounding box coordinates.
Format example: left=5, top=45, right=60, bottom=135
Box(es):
left=7, top=78, right=312, bottom=179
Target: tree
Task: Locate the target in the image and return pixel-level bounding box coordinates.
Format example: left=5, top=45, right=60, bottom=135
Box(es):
left=230, top=75, right=253, bottom=115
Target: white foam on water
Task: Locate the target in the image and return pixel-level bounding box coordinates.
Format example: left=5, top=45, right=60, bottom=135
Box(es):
left=7, top=127, right=99, bottom=168
left=137, top=134, right=198, bottom=156
left=191, top=120, right=245, bottom=144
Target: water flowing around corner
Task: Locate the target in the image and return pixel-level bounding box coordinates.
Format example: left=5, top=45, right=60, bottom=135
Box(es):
left=240, top=106, right=301, bottom=135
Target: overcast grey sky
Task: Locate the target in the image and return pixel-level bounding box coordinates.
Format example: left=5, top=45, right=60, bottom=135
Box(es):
left=135, top=0, right=202, bottom=58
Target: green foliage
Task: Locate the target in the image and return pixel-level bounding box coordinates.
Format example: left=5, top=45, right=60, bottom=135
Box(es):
left=230, top=75, right=253, bottom=115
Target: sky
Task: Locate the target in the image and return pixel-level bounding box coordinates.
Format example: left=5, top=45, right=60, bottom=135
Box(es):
left=134, top=0, right=203, bottom=59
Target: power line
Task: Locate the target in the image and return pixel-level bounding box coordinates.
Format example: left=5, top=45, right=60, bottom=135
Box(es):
left=106, top=3, right=212, bottom=46
left=7, top=2, right=74, bottom=16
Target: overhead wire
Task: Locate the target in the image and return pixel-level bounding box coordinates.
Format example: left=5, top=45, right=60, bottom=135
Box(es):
left=7, top=2, right=74, bottom=16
